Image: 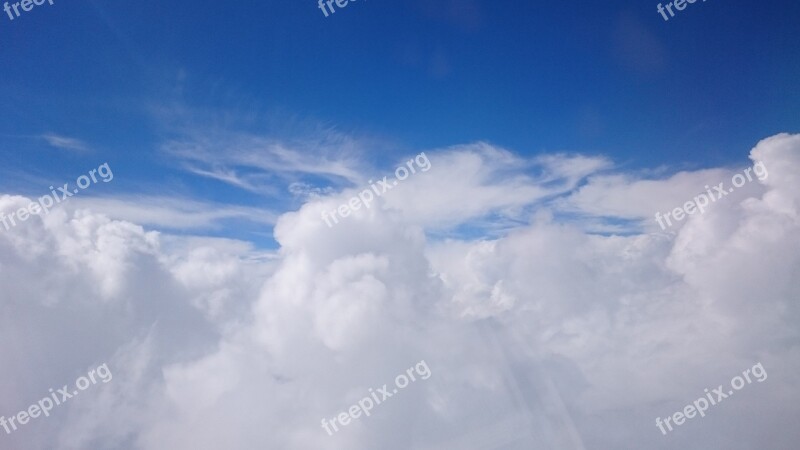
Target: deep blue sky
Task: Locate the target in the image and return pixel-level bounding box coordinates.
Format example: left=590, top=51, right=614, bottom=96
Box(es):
left=0, top=0, right=798, bottom=242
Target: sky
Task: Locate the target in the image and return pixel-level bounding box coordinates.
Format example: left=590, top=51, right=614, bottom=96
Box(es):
left=0, top=0, right=799, bottom=449
left=1, top=0, right=799, bottom=244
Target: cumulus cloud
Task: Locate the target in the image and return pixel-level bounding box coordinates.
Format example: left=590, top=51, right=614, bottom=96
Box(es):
left=1, top=133, right=798, bottom=449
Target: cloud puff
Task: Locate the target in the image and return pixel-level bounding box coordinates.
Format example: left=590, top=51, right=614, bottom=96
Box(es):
left=1, top=133, right=799, bottom=449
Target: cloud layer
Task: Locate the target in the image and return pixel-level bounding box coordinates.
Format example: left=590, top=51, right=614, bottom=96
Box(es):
left=1, top=133, right=799, bottom=449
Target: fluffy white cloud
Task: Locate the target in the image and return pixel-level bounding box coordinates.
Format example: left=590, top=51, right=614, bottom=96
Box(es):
left=1, top=133, right=798, bottom=449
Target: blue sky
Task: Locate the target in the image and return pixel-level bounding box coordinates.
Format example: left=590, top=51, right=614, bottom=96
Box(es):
left=1, top=0, right=798, bottom=245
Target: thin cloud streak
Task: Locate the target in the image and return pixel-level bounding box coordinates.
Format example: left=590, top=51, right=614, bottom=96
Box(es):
left=41, top=133, right=91, bottom=153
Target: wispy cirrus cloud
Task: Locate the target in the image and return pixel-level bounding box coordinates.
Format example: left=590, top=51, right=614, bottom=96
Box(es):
left=163, top=132, right=370, bottom=192
left=181, top=165, right=277, bottom=196
left=67, top=194, right=279, bottom=231
left=41, top=133, right=91, bottom=153
left=150, top=104, right=391, bottom=200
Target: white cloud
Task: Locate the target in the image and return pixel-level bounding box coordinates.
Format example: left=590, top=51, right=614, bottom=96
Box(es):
left=162, top=129, right=374, bottom=192
left=41, top=134, right=90, bottom=153
left=1, top=133, right=799, bottom=449
left=67, top=195, right=279, bottom=231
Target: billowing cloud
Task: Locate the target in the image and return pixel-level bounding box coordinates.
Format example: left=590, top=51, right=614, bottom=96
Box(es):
left=1, top=133, right=798, bottom=449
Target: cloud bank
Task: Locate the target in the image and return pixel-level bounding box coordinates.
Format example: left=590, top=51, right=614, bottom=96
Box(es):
left=1, top=133, right=799, bottom=449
